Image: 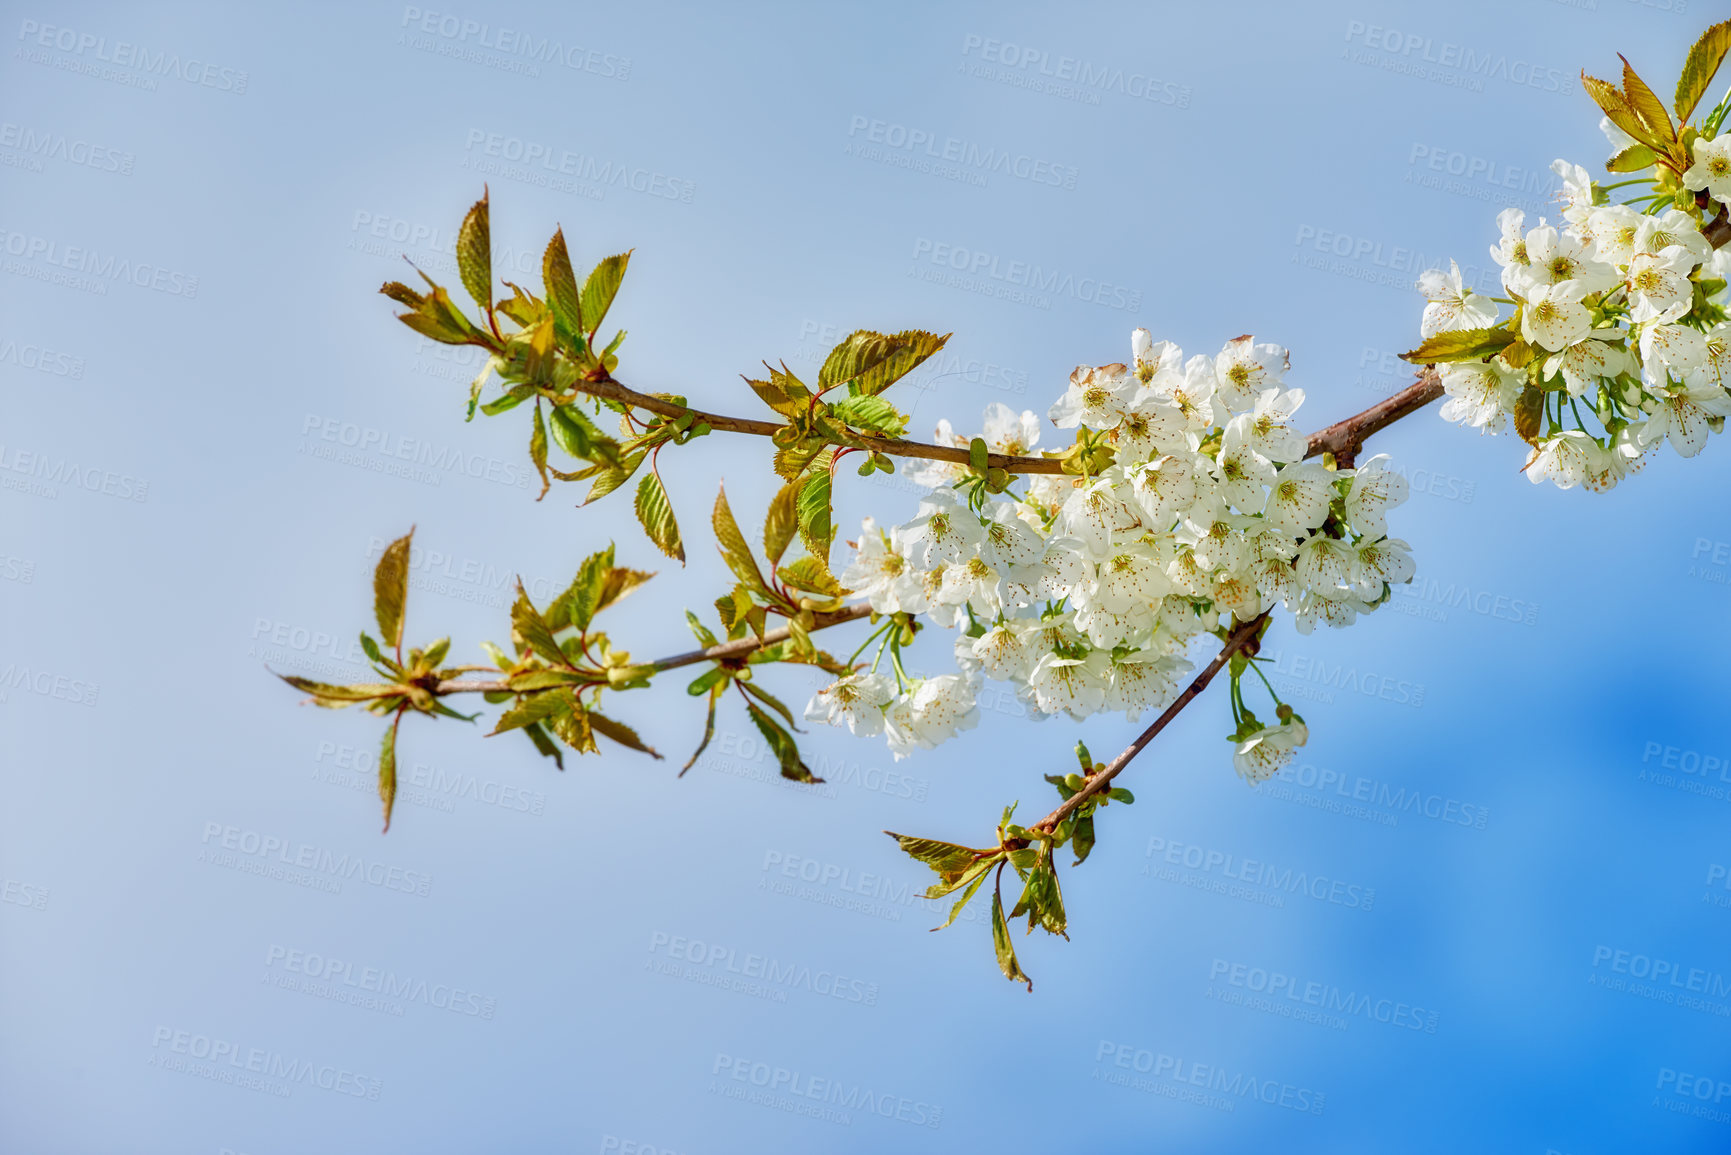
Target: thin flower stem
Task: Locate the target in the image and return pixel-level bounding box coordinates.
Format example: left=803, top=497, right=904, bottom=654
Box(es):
left=1247, top=656, right=1283, bottom=705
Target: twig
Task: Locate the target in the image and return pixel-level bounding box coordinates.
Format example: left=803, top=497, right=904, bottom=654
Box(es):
left=430, top=603, right=873, bottom=695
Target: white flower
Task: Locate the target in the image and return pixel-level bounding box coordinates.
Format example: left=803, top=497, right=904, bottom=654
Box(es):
left=1087, top=540, right=1174, bottom=612
left=1343, top=454, right=1410, bottom=539
left=1033, top=537, right=1094, bottom=601
left=1049, top=363, right=1134, bottom=429
left=938, top=553, right=1004, bottom=616
left=1489, top=208, right=1531, bottom=291
left=1293, top=589, right=1373, bottom=634
left=1213, top=336, right=1288, bottom=411
left=1639, top=382, right=1731, bottom=458
left=1626, top=246, right=1697, bottom=323
left=1633, top=210, right=1710, bottom=266
left=969, top=621, right=1037, bottom=681
left=1113, top=397, right=1187, bottom=463
left=1542, top=338, right=1631, bottom=398
left=901, top=491, right=983, bottom=566
left=1684, top=136, right=1731, bottom=203
left=903, top=419, right=968, bottom=489
left=908, top=673, right=982, bottom=746
left=1233, top=717, right=1308, bottom=784
left=840, top=519, right=928, bottom=615
left=1419, top=261, right=1500, bottom=337
left=1130, top=329, right=1184, bottom=387
left=1295, top=534, right=1356, bottom=594
left=1215, top=419, right=1277, bottom=513
left=1439, top=359, right=1523, bottom=432
left=805, top=672, right=893, bottom=737
left=882, top=696, right=921, bottom=760
left=1351, top=537, right=1414, bottom=597
left=1026, top=649, right=1110, bottom=719
left=982, top=403, right=1040, bottom=455
left=1104, top=651, right=1188, bottom=721
left=1640, top=322, right=1710, bottom=390
left=1262, top=461, right=1336, bottom=533
left=1552, top=159, right=1595, bottom=225
left=1061, top=475, right=1141, bottom=553
left=1512, top=224, right=1616, bottom=296
left=1244, top=388, right=1308, bottom=463
left=1127, top=454, right=1198, bottom=528
left=1523, top=430, right=1597, bottom=488
left=977, top=501, right=1044, bottom=570
left=1583, top=425, right=1651, bottom=492
left=1599, top=115, right=1637, bottom=154
left=1520, top=282, right=1591, bottom=352
left=1584, top=204, right=1644, bottom=270
left=1148, top=355, right=1217, bottom=430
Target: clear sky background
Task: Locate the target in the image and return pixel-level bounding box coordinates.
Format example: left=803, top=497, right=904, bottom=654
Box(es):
left=4, top=1, right=1730, bottom=1152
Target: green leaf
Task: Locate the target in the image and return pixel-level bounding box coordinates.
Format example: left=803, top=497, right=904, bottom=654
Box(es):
left=1619, top=54, right=1676, bottom=147
left=505, top=669, right=587, bottom=691
left=888, top=833, right=982, bottom=878
left=549, top=546, right=613, bottom=633
left=585, top=451, right=645, bottom=505
left=819, top=329, right=949, bottom=396
left=932, top=859, right=993, bottom=930
left=773, top=439, right=825, bottom=482
left=1514, top=384, right=1545, bottom=446
left=680, top=681, right=726, bottom=775
left=797, top=465, right=835, bottom=564
left=491, top=688, right=575, bottom=735
left=1606, top=143, right=1658, bottom=173
left=744, top=701, right=819, bottom=782
left=685, top=609, right=719, bottom=648
left=277, top=675, right=399, bottom=707
left=589, top=712, right=663, bottom=759
left=739, top=681, right=800, bottom=730
left=421, top=637, right=451, bottom=669
left=598, top=565, right=653, bottom=616
left=546, top=700, right=597, bottom=754
left=549, top=403, right=599, bottom=460
left=712, top=485, right=771, bottom=594
left=1400, top=327, right=1516, bottom=365
left=457, top=192, right=492, bottom=312
left=776, top=555, right=845, bottom=598
left=523, top=721, right=565, bottom=769
left=358, top=632, right=388, bottom=667
left=635, top=470, right=685, bottom=563
left=1582, top=73, right=1667, bottom=154
left=511, top=581, right=567, bottom=665
left=1678, top=21, right=1731, bottom=123
left=379, top=719, right=400, bottom=832
left=530, top=404, right=551, bottom=500
left=829, top=394, right=908, bottom=438
left=380, top=281, right=425, bottom=309
left=373, top=530, right=413, bottom=651
left=991, top=886, right=1032, bottom=990
left=1072, top=814, right=1096, bottom=865
left=542, top=227, right=584, bottom=341
left=968, top=436, right=989, bottom=475
left=580, top=252, right=631, bottom=338
left=763, top=478, right=802, bottom=566
left=481, top=383, right=535, bottom=416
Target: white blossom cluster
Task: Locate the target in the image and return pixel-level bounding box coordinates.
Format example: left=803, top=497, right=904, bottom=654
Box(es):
left=804, top=330, right=1413, bottom=784
left=1421, top=120, right=1731, bottom=490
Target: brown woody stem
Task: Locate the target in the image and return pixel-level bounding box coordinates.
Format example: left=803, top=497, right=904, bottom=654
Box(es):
left=1033, top=613, right=1269, bottom=833
left=576, top=373, right=1066, bottom=474
left=431, top=603, right=873, bottom=695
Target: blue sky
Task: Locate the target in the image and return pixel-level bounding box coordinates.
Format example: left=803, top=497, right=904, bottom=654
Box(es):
left=3, top=1, right=1730, bottom=1151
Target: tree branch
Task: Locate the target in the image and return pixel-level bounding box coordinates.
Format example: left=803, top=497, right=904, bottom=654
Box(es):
left=1031, top=362, right=1446, bottom=834
left=1033, top=613, right=1269, bottom=833
left=430, top=603, right=874, bottom=695
left=579, top=373, right=1067, bottom=474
